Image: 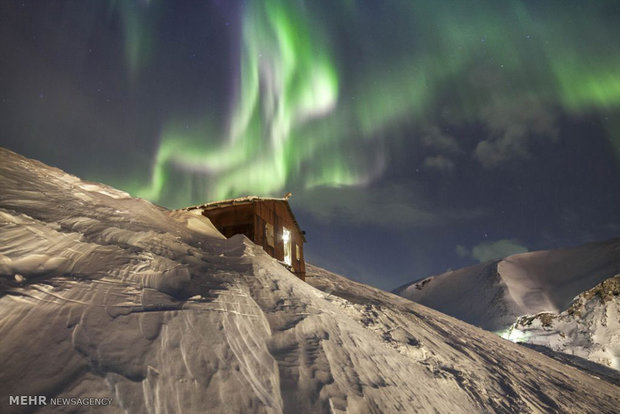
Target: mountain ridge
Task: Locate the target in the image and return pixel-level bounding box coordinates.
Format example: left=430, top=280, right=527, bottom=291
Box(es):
left=395, top=238, right=620, bottom=331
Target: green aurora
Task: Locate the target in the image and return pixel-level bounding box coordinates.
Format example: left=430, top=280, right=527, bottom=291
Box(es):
left=129, top=0, right=620, bottom=207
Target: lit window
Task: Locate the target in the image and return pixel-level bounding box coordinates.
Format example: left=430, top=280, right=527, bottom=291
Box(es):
left=282, top=228, right=292, bottom=265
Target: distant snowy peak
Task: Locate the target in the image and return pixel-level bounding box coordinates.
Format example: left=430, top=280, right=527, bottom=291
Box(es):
left=394, top=260, right=522, bottom=331
left=504, top=275, right=620, bottom=370
left=395, top=238, right=620, bottom=331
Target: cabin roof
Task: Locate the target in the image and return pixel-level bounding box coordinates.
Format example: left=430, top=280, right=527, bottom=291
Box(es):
left=181, top=195, right=306, bottom=242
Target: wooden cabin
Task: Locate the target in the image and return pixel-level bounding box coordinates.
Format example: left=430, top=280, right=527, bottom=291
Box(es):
left=183, top=194, right=306, bottom=280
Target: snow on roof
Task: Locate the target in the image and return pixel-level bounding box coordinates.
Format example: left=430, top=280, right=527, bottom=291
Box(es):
left=180, top=194, right=305, bottom=241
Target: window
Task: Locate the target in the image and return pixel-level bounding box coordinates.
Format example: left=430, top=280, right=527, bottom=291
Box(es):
left=296, top=244, right=300, bottom=261
left=282, top=227, right=292, bottom=266
left=265, top=223, right=275, bottom=248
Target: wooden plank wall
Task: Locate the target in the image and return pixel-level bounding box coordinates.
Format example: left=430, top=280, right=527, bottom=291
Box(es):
left=202, top=205, right=254, bottom=239
left=200, top=201, right=305, bottom=280
left=253, top=201, right=305, bottom=279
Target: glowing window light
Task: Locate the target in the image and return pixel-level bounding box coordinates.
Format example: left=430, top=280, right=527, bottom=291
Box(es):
left=282, top=228, right=292, bottom=266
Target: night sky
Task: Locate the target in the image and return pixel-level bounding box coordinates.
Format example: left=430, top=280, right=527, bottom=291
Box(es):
left=2, top=1, right=619, bottom=290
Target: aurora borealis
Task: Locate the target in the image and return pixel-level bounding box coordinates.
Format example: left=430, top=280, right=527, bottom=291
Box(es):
left=135, top=1, right=620, bottom=203
left=2, top=0, right=620, bottom=288
left=138, top=0, right=341, bottom=202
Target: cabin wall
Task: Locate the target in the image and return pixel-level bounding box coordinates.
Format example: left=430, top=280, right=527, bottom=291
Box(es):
left=253, top=201, right=305, bottom=279
left=198, top=200, right=305, bottom=280
left=253, top=202, right=275, bottom=258
left=202, top=205, right=254, bottom=240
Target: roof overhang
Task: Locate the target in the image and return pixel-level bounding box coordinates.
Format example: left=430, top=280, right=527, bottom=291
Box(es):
left=180, top=195, right=306, bottom=242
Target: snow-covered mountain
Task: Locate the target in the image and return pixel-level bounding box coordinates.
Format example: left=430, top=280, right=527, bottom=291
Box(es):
left=394, top=239, right=620, bottom=331
left=1, top=146, right=619, bottom=413
left=503, top=275, right=620, bottom=371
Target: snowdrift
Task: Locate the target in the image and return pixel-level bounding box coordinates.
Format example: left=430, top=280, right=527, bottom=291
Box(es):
left=1, top=147, right=619, bottom=413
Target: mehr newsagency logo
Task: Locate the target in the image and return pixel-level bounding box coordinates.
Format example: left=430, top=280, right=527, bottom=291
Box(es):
left=9, top=395, right=113, bottom=407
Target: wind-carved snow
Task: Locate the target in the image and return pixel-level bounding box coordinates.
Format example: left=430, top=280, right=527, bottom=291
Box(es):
left=503, top=275, right=620, bottom=371
left=0, top=147, right=619, bottom=413
left=395, top=239, right=620, bottom=332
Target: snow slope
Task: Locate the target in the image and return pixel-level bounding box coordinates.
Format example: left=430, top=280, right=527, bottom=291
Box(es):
left=394, top=240, right=620, bottom=331
left=504, top=275, right=620, bottom=370
left=0, top=146, right=619, bottom=413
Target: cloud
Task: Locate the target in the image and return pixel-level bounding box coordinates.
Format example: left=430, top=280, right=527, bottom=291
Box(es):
left=474, top=98, right=559, bottom=168
left=296, top=184, right=486, bottom=229
left=455, top=244, right=469, bottom=258
left=423, top=155, right=455, bottom=173
left=420, top=126, right=461, bottom=154
left=461, top=239, right=529, bottom=262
